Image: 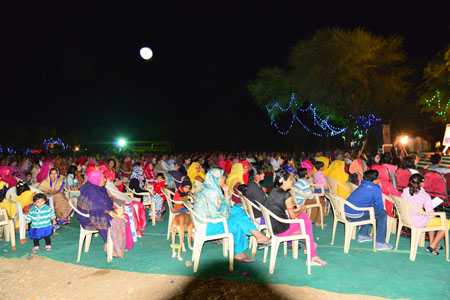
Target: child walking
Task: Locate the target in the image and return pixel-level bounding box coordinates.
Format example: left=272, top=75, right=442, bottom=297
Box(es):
left=25, top=193, right=56, bottom=253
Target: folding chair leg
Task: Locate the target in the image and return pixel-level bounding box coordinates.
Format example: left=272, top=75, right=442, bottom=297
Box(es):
left=222, top=238, right=228, bottom=257
left=284, top=241, right=287, bottom=257
left=418, top=232, right=425, bottom=247
left=395, top=222, right=402, bottom=250
left=444, top=230, right=449, bottom=262
left=292, top=240, right=298, bottom=259
left=152, top=203, right=156, bottom=226
left=319, top=205, right=324, bottom=230
left=77, top=230, right=85, bottom=262
left=410, top=230, right=418, bottom=261
left=85, top=233, right=92, bottom=252
left=193, top=241, right=204, bottom=272
left=344, top=224, right=352, bottom=253
left=106, top=229, right=113, bottom=262
left=263, top=245, right=269, bottom=263
left=386, top=217, right=392, bottom=244
left=228, top=236, right=234, bottom=272
left=269, top=241, right=280, bottom=274
left=167, top=213, right=173, bottom=240
left=331, top=219, right=337, bottom=245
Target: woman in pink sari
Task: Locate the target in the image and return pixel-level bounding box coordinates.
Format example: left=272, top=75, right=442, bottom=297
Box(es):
left=37, top=161, right=54, bottom=183
left=0, top=166, right=17, bottom=187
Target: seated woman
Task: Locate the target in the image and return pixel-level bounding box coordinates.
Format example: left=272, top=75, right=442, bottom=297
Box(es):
left=265, top=170, right=327, bottom=266
left=401, top=173, right=450, bottom=255
left=194, top=168, right=271, bottom=263
left=37, top=167, right=72, bottom=224
left=227, top=162, right=246, bottom=204
left=244, top=164, right=267, bottom=221
left=31, top=159, right=41, bottom=184
left=77, top=170, right=128, bottom=258
left=324, top=160, right=351, bottom=199
left=401, top=156, right=419, bottom=175
left=0, top=166, right=17, bottom=188
left=0, top=181, right=34, bottom=228
left=65, top=165, right=79, bottom=192
left=169, top=162, right=184, bottom=189
left=187, top=162, right=205, bottom=193
left=283, top=157, right=298, bottom=175
left=36, top=161, right=54, bottom=183
left=102, top=158, right=124, bottom=192
left=129, top=163, right=164, bottom=222
left=144, top=162, right=157, bottom=189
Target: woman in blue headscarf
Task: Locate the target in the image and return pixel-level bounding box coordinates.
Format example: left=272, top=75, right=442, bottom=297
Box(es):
left=194, top=168, right=271, bottom=263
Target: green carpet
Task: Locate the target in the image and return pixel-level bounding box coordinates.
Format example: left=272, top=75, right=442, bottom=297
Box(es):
left=2, top=209, right=449, bottom=300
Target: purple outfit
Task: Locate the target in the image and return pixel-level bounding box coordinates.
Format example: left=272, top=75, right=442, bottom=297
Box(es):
left=77, top=181, right=113, bottom=242
left=401, top=188, right=434, bottom=228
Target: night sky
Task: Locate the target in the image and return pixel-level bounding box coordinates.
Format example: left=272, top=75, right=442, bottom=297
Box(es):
left=2, top=1, right=450, bottom=151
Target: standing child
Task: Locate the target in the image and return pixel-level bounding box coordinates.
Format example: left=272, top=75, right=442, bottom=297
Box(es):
left=25, top=193, right=56, bottom=253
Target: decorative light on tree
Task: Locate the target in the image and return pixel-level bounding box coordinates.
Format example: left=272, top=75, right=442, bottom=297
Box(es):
left=423, top=90, right=450, bottom=122
left=267, top=93, right=381, bottom=137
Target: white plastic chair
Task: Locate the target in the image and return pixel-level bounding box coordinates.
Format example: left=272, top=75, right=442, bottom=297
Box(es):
left=182, top=199, right=234, bottom=273
left=390, top=195, right=449, bottom=261
left=68, top=198, right=113, bottom=262
left=128, top=187, right=156, bottom=226
left=291, top=186, right=324, bottom=230
left=328, top=193, right=376, bottom=253
left=240, top=195, right=267, bottom=257
left=161, top=187, right=183, bottom=239
left=382, top=194, right=398, bottom=244
left=0, top=208, right=16, bottom=250
left=5, top=186, right=53, bottom=244
left=257, top=202, right=311, bottom=275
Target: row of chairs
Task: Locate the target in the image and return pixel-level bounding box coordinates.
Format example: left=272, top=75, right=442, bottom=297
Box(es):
left=325, top=176, right=449, bottom=261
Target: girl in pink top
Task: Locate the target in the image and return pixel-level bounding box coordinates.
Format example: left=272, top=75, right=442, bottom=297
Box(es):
left=401, top=173, right=450, bottom=255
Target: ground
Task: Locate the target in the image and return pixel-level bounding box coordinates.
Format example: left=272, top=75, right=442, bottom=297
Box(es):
left=0, top=256, right=400, bottom=300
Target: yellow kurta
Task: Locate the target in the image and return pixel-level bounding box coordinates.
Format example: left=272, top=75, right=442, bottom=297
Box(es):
left=324, top=160, right=351, bottom=199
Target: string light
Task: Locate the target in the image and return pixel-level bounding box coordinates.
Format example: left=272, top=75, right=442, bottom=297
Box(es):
left=424, top=90, right=450, bottom=122
left=43, top=138, right=66, bottom=150
left=267, top=93, right=381, bottom=136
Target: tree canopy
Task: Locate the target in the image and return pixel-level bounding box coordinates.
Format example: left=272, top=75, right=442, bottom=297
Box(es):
left=248, top=27, right=412, bottom=141
left=417, top=44, right=450, bottom=123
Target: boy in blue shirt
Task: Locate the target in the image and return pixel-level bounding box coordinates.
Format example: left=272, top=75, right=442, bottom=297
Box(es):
left=345, top=170, right=392, bottom=250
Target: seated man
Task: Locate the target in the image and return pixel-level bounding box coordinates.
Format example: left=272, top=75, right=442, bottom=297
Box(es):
left=427, top=153, right=450, bottom=174
left=345, top=170, right=392, bottom=250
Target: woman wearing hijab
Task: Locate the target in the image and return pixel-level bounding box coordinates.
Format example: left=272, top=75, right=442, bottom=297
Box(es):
left=0, top=166, right=17, bottom=188
left=77, top=170, right=128, bottom=258
left=216, top=154, right=226, bottom=170
left=194, top=168, right=271, bottom=263
left=187, top=162, right=205, bottom=193
left=129, top=163, right=164, bottom=222
left=323, top=160, right=351, bottom=199
left=36, top=161, right=54, bottom=183
left=37, top=167, right=72, bottom=223
left=226, top=162, right=249, bottom=204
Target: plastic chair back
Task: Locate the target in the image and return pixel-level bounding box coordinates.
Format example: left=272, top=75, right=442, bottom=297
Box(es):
left=389, top=195, right=413, bottom=228
left=327, top=193, right=347, bottom=222
left=257, top=202, right=277, bottom=237
left=424, top=171, right=448, bottom=206
left=394, top=169, right=411, bottom=192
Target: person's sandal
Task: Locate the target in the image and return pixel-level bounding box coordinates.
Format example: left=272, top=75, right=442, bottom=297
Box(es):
left=257, top=238, right=272, bottom=250
left=235, top=256, right=255, bottom=263
left=45, top=245, right=52, bottom=251
left=435, top=245, right=444, bottom=250
left=32, top=246, right=39, bottom=253
left=308, top=257, right=327, bottom=266
left=426, top=246, right=439, bottom=256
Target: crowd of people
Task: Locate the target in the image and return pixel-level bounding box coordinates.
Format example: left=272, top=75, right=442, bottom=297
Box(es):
left=0, top=148, right=449, bottom=263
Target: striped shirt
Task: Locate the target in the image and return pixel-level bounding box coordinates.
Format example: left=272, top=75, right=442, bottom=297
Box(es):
left=293, top=178, right=312, bottom=206
left=25, top=204, right=56, bottom=228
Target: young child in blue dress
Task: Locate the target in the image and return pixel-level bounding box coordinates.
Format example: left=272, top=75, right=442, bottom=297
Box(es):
left=25, top=193, right=56, bottom=253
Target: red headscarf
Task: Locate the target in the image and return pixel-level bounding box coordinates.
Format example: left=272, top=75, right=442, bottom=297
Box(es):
left=240, top=161, right=250, bottom=184
left=37, top=161, right=53, bottom=183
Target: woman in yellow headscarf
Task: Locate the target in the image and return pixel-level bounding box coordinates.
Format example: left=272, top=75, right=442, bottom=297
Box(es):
left=312, top=156, right=329, bottom=175
left=323, top=160, right=351, bottom=199
left=187, top=162, right=206, bottom=193
left=226, top=163, right=245, bottom=203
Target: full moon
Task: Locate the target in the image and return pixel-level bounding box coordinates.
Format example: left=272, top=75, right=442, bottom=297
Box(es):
left=139, top=47, right=153, bottom=60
